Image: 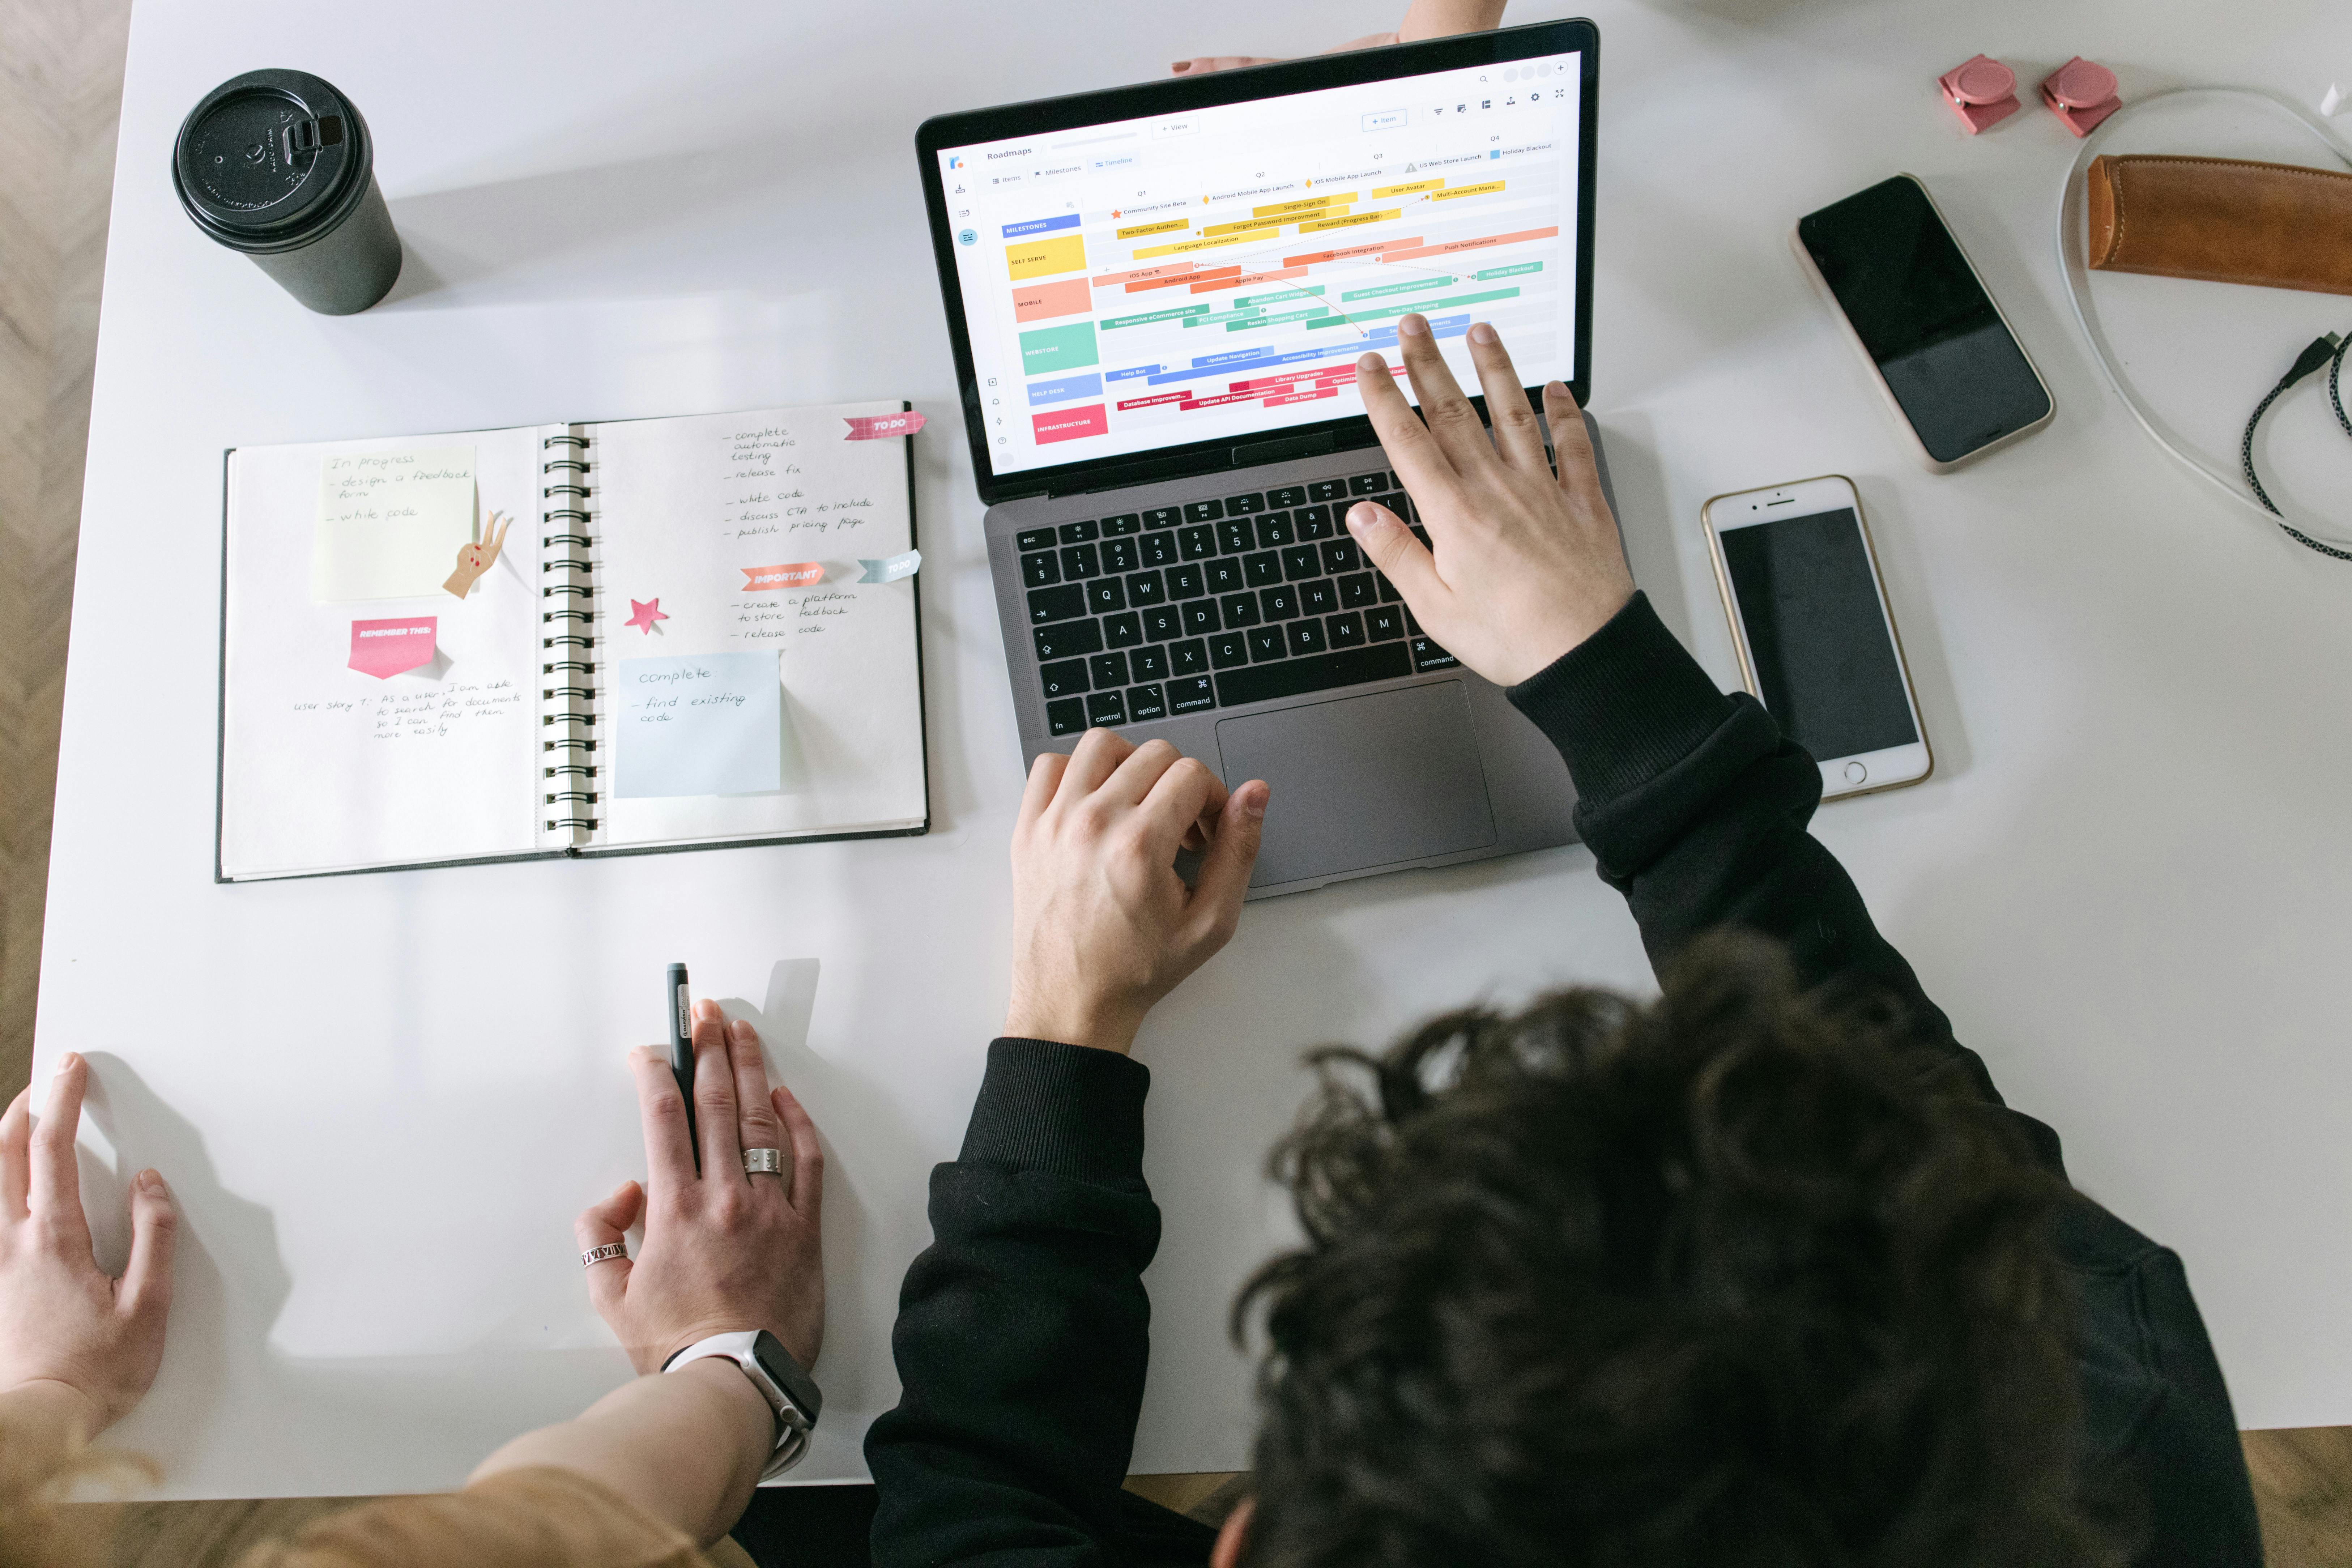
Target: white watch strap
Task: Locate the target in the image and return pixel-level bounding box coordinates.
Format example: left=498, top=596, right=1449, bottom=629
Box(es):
left=664, top=1331, right=811, bottom=1480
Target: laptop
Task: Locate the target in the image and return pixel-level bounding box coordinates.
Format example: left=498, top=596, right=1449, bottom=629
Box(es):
left=916, top=19, right=1609, bottom=897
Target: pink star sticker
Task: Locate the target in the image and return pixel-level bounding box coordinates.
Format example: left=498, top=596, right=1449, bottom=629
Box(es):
left=625, top=597, right=668, bottom=634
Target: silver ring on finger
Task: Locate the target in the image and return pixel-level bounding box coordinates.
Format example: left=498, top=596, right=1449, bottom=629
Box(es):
left=742, top=1147, right=785, bottom=1176
left=580, top=1242, right=628, bottom=1268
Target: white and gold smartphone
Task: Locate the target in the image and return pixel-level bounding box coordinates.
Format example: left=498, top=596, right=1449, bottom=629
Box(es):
left=1701, top=474, right=1932, bottom=800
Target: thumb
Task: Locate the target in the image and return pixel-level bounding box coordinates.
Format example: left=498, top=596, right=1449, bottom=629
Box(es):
left=575, top=1180, right=643, bottom=1313
left=1188, top=780, right=1268, bottom=942
left=118, top=1168, right=176, bottom=1325
left=1346, top=502, right=1442, bottom=605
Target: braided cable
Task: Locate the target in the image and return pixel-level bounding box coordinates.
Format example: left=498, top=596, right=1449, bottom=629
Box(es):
left=2240, top=333, right=2352, bottom=562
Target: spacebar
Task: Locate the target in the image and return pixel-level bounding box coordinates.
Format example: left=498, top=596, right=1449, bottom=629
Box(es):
left=1214, top=644, right=1413, bottom=707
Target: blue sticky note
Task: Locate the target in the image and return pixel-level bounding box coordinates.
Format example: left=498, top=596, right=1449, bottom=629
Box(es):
left=614, top=652, right=781, bottom=798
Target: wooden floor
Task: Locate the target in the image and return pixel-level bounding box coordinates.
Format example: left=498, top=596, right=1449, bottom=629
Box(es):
left=1, top=1, right=2347, bottom=1562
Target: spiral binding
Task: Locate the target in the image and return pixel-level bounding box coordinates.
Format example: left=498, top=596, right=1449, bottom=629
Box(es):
left=540, top=430, right=601, bottom=836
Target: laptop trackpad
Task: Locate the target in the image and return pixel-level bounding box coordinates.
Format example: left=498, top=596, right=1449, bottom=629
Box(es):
left=1216, top=681, right=1497, bottom=889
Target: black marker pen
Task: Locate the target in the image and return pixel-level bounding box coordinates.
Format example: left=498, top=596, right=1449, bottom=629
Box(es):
left=667, top=962, right=698, bottom=1159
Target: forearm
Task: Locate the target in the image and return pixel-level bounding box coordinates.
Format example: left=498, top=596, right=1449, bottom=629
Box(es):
left=867, top=1039, right=1165, bottom=1566
left=1511, top=593, right=1972, bottom=1071
left=1398, top=0, right=1507, bottom=40
left=470, top=1358, right=771, bottom=1547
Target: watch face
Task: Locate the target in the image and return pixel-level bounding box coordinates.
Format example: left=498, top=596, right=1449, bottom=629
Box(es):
left=751, top=1330, right=825, bottom=1424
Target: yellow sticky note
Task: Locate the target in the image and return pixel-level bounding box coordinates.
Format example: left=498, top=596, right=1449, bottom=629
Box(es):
left=313, top=447, right=477, bottom=602
left=1006, top=234, right=1087, bottom=279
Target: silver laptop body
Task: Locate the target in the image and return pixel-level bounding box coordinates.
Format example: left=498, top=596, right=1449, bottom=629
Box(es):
left=918, top=20, right=1608, bottom=896
left=983, top=422, right=1617, bottom=897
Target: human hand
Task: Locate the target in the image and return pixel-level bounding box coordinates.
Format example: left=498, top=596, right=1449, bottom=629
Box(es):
left=1346, top=316, right=1634, bottom=686
left=0, top=1053, right=176, bottom=1436
left=1170, top=1, right=1504, bottom=74
left=578, top=1004, right=825, bottom=1375
left=1005, top=730, right=1267, bottom=1055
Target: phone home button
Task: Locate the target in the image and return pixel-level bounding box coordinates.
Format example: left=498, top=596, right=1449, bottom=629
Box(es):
left=1844, top=760, right=1868, bottom=784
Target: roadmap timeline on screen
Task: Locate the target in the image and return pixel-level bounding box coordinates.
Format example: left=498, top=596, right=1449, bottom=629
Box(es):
left=939, top=53, right=1584, bottom=475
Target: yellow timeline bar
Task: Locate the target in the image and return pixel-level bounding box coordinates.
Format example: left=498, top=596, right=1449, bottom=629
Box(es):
left=1132, top=232, right=1255, bottom=259
left=1372, top=178, right=1442, bottom=197
left=1429, top=180, right=1507, bottom=201
left=1200, top=214, right=1290, bottom=239
left=1252, top=193, right=1356, bottom=217
left=1295, top=208, right=1398, bottom=234
left=1006, top=234, right=1088, bottom=278
left=1116, top=218, right=1189, bottom=239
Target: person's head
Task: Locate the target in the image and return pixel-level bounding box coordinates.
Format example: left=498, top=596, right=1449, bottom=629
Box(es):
left=1217, top=933, right=2108, bottom=1568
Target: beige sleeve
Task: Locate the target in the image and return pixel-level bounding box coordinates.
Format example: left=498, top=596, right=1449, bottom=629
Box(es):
left=233, top=1466, right=715, bottom=1568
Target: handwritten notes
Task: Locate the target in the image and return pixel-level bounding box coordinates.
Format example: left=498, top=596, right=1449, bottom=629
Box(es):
left=284, top=681, right=523, bottom=743
left=314, top=447, right=477, bottom=602
left=348, top=617, right=437, bottom=679
left=614, top=652, right=781, bottom=798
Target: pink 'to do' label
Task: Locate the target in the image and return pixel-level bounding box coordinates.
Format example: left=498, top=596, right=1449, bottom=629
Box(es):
left=742, top=562, right=825, bottom=591
left=349, top=617, right=437, bottom=679
left=843, top=411, right=926, bottom=440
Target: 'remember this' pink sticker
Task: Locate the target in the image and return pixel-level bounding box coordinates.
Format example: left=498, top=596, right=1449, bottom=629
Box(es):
left=843, top=411, right=926, bottom=440
left=742, top=562, right=825, bottom=591
left=349, top=617, right=437, bottom=679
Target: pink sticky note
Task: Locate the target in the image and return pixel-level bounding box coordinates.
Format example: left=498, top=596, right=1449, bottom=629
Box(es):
left=843, top=411, right=927, bottom=440
left=349, top=617, right=436, bottom=679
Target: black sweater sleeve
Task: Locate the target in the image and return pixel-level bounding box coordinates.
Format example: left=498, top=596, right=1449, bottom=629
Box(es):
left=865, top=1038, right=1218, bottom=1568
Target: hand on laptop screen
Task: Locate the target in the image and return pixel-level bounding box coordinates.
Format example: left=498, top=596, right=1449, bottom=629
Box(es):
left=1346, top=314, right=1632, bottom=686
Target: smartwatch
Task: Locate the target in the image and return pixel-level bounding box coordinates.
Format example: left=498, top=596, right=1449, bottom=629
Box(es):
left=661, top=1329, right=823, bottom=1480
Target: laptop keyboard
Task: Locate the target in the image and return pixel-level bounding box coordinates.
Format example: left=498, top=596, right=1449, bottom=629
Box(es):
left=1018, top=470, right=1458, bottom=737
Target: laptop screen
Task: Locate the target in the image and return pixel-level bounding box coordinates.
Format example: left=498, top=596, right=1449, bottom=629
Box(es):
left=921, top=24, right=1595, bottom=495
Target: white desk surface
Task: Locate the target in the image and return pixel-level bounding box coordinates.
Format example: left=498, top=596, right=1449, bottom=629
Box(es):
left=47, top=0, right=2352, bottom=1499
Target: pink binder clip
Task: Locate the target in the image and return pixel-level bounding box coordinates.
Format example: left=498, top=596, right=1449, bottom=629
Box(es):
left=2041, top=57, right=2121, bottom=137
left=1938, top=55, right=2021, bottom=134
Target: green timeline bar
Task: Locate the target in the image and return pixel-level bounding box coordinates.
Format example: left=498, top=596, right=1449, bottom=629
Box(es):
left=1019, top=320, right=1099, bottom=374
left=1185, top=307, right=1264, bottom=328
left=1339, top=276, right=1457, bottom=303
left=1228, top=307, right=1331, bottom=332
left=1101, top=303, right=1211, bottom=330
left=1236, top=285, right=1325, bottom=307
left=1342, top=286, right=1522, bottom=325
left=1476, top=260, right=1543, bottom=281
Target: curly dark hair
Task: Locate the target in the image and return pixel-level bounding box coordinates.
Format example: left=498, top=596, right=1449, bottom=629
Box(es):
left=1236, top=933, right=2110, bottom=1568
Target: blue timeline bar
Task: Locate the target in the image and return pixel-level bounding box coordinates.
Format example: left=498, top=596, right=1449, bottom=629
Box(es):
left=1001, top=213, right=1082, bottom=239
left=1137, top=315, right=1470, bottom=386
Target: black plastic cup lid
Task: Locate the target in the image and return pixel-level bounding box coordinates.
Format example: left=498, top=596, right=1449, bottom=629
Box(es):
left=173, top=69, right=372, bottom=252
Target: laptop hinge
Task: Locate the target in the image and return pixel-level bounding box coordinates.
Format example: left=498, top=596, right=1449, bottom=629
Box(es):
left=1044, top=448, right=1226, bottom=499
left=1230, top=430, right=1335, bottom=467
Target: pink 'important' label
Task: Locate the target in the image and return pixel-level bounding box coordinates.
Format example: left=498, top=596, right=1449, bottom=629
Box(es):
left=349, top=617, right=437, bottom=679
left=742, top=562, right=826, bottom=591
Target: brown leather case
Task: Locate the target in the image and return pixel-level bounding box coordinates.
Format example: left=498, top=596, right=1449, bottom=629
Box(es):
left=2087, top=155, right=2352, bottom=295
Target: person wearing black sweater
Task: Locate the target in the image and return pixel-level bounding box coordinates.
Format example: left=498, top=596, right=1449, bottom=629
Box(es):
left=865, top=313, right=2263, bottom=1567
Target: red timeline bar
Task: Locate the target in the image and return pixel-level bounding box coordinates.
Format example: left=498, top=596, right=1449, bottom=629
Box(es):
left=1378, top=225, right=1560, bottom=265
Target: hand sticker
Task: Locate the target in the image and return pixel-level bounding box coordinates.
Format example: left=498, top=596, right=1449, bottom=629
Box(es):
left=442, top=510, right=512, bottom=599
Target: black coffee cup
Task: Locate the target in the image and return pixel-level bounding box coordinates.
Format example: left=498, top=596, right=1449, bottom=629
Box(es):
left=172, top=69, right=402, bottom=315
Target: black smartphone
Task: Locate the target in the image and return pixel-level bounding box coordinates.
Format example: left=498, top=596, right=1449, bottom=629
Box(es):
left=1795, top=174, right=2053, bottom=471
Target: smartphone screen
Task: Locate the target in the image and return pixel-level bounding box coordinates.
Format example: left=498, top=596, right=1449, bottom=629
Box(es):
left=1718, top=506, right=1918, bottom=763
left=1798, top=176, right=2050, bottom=465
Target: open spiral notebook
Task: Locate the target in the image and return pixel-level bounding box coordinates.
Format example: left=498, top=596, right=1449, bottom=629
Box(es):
left=216, top=400, right=929, bottom=882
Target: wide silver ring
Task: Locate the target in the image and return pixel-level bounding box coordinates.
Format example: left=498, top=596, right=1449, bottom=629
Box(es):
left=742, top=1147, right=785, bottom=1176
left=580, top=1241, right=627, bottom=1268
